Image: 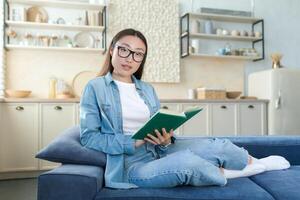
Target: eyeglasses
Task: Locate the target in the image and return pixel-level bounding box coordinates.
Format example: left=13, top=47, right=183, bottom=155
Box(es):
left=116, top=45, right=145, bottom=63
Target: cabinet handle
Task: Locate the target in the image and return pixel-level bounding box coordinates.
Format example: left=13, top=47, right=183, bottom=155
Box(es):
left=220, top=105, right=227, bottom=109
left=248, top=105, right=255, bottom=109
left=54, top=106, right=63, bottom=110
left=15, top=106, right=24, bottom=111
left=162, top=106, right=169, bottom=109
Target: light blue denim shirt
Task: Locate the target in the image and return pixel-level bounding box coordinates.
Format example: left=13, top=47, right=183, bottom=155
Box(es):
left=80, top=72, right=163, bottom=189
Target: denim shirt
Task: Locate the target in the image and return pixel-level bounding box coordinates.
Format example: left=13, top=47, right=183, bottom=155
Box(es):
left=80, top=72, right=165, bottom=189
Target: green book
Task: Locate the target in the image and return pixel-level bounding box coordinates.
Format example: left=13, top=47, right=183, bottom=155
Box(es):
left=131, top=106, right=203, bottom=140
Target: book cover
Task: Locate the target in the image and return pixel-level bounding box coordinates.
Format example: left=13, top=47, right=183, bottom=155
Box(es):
left=131, top=106, right=203, bottom=139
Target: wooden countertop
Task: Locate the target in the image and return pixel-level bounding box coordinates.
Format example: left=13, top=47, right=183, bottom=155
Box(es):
left=0, top=98, right=269, bottom=103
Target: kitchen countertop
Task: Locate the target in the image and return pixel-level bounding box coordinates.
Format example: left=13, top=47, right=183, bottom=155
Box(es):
left=0, top=98, right=269, bottom=103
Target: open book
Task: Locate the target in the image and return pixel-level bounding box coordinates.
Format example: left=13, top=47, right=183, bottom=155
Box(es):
left=131, top=106, right=203, bottom=139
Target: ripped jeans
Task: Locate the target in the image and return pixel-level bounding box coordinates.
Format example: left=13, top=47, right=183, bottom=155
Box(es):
left=124, top=138, right=249, bottom=188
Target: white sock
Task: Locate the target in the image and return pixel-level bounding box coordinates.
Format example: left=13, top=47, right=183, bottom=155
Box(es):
left=252, top=156, right=290, bottom=171
left=223, top=163, right=266, bottom=179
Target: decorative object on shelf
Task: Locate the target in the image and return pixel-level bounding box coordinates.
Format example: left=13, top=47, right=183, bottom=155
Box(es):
left=231, top=30, right=240, bottom=37
left=84, top=10, right=89, bottom=25
left=26, top=6, right=48, bottom=23
left=87, top=11, right=102, bottom=26
left=56, top=79, right=74, bottom=99
left=56, top=17, right=66, bottom=24
left=271, top=53, right=283, bottom=69
left=24, top=32, right=34, bottom=46
left=5, top=89, right=31, bottom=98
left=75, top=16, right=83, bottom=25
left=240, top=30, right=248, bottom=37
left=73, top=32, right=95, bottom=48
left=221, top=29, right=229, bottom=36
left=254, top=31, right=261, bottom=38
left=48, top=77, right=57, bottom=99
left=94, top=36, right=102, bottom=48
left=216, top=28, right=222, bottom=35
left=226, top=91, right=242, bottom=99
left=191, top=19, right=201, bottom=33
left=49, top=34, right=59, bottom=47
left=191, top=39, right=199, bottom=53
left=71, top=71, right=97, bottom=97
left=10, top=7, right=27, bottom=21
left=204, top=20, right=213, bottom=34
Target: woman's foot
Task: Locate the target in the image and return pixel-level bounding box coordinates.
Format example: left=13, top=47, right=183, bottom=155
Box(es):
left=252, top=156, right=290, bottom=171
left=223, top=163, right=266, bottom=179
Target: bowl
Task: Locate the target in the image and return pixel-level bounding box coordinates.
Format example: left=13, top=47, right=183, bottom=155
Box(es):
left=5, top=89, right=32, bottom=98
left=226, top=91, right=242, bottom=99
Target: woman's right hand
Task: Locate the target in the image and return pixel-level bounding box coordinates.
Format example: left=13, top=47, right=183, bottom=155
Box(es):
left=135, top=139, right=146, bottom=148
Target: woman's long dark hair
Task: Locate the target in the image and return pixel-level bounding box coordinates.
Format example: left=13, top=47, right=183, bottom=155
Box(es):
left=97, top=29, right=148, bottom=80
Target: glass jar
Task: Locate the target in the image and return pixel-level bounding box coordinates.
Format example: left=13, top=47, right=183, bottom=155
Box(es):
left=48, top=77, right=57, bottom=99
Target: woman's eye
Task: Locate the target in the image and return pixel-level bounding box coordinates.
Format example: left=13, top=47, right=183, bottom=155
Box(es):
left=120, top=48, right=128, bottom=52
left=135, top=52, right=144, bottom=57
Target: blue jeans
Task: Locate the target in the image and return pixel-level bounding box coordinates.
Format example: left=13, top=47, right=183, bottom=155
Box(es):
left=125, top=138, right=249, bottom=188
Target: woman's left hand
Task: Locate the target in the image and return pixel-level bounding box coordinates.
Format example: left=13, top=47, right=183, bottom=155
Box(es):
left=145, top=128, right=174, bottom=146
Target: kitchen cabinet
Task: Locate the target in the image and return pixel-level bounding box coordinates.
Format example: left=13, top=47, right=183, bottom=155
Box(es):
left=0, top=103, right=39, bottom=172
left=40, top=103, right=77, bottom=170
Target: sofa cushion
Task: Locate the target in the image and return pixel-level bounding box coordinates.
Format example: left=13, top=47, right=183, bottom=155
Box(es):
left=96, top=178, right=274, bottom=200
left=250, top=166, right=300, bottom=200
left=36, top=126, right=106, bottom=166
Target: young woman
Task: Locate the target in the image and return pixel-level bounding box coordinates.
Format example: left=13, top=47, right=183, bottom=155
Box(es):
left=80, top=29, right=290, bottom=189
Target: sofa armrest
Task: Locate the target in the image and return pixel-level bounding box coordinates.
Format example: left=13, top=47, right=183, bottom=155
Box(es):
left=227, top=136, right=300, bottom=165
left=38, top=164, right=104, bottom=200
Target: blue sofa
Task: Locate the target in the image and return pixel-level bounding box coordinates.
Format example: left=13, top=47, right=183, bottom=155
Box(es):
left=36, top=126, right=300, bottom=200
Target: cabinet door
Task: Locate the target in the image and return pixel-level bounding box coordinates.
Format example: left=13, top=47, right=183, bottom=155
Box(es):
left=40, top=103, right=76, bottom=170
left=211, top=103, right=237, bottom=136
left=239, top=103, right=266, bottom=135
left=160, top=103, right=182, bottom=136
left=0, top=103, right=39, bottom=172
left=181, top=103, right=208, bottom=136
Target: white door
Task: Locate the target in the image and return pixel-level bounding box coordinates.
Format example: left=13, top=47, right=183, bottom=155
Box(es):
left=211, top=103, right=237, bottom=136
left=40, top=103, right=76, bottom=170
left=181, top=103, right=208, bottom=136
left=160, top=103, right=182, bottom=136
left=0, top=103, right=39, bottom=172
left=239, top=103, right=266, bottom=135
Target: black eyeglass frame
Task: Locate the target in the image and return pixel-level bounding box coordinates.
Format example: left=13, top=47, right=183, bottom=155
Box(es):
left=115, top=45, right=145, bottom=63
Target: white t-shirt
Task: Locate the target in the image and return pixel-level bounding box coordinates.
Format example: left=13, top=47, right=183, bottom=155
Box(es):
left=114, top=79, right=150, bottom=135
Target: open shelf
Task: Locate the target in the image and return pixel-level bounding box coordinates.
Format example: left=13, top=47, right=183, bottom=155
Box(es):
left=6, top=21, right=105, bottom=31
left=7, top=0, right=105, bottom=10
left=183, top=32, right=262, bottom=42
left=188, top=53, right=261, bottom=61
left=5, top=44, right=105, bottom=53
left=188, top=13, right=262, bottom=23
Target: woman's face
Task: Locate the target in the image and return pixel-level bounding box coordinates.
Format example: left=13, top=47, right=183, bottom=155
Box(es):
left=110, top=35, right=146, bottom=79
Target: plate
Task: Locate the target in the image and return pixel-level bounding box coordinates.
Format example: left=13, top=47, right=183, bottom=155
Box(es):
left=26, top=6, right=48, bottom=23
left=72, top=71, right=98, bottom=97
left=73, top=32, right=95, bottom=48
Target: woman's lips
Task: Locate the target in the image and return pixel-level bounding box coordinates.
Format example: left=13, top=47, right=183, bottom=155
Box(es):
left=121, top=64, right=132, bottom=71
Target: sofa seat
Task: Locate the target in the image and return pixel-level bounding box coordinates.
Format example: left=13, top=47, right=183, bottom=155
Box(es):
left=95, top=177, right=274, bottom=200
left=250, top=166, right=300, bottom=200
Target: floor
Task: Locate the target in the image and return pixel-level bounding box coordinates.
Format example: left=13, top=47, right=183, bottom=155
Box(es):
left=0, top=178, right=37, bottom=200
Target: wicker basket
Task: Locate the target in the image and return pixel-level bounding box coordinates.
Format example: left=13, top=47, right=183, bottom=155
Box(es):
left=196, top=87, right=226, bottom=99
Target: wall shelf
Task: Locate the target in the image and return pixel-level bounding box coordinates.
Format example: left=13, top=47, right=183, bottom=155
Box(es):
left=6, top=21, right=105, bottom=32
left=6, top=44, right=105, bottom=53
left=180, top=12, right=265, bottom=62
left=7, top=0, right=105, bottom=10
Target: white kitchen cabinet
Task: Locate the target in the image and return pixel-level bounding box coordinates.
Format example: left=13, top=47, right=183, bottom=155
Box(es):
left=160, top=103, right=182, bottom=135
left=40, top=103, right=77, bottom=170
left=238, top=103, right=267, bottom=135
left=0, top=103, right=39, bottom=172
left=181, top=103, right=209, bottom=136
left=211, top=103, right=237, bottom=136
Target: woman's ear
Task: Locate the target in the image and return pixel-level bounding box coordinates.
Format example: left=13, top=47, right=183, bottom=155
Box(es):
left=109, top=47, right=113, bottom=56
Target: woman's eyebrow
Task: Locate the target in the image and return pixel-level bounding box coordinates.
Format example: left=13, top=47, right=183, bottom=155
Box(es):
left=120, top=43, right=145, bottom=52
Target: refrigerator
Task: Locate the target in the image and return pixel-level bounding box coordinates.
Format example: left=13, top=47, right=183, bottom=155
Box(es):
left=248, top=68, right=300, bottom=135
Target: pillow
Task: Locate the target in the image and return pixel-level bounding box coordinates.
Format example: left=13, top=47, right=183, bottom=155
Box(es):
left=36, top=125, right=106, bottom=167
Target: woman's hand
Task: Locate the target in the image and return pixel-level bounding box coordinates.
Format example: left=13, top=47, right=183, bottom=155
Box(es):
left=135, top=140, right=146, bottom=148
left=145, top=128, right=174, bottom=146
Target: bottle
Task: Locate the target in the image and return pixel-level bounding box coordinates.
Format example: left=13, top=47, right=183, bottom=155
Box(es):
left=49, top=77, right=57, bottom=99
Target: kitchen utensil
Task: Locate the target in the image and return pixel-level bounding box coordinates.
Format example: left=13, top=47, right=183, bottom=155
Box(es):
left=27, top=6, right=48, bottom=23
left=73, top=32, right=95, bottom=48
left=5, top=89, right=31, bottom=98
left=72, top=71, right=98, bottom=97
